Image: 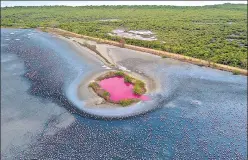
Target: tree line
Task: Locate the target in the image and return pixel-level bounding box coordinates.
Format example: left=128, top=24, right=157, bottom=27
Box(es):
left=1, top=4, right=247, bottom=69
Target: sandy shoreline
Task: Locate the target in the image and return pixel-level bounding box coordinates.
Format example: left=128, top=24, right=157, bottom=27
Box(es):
left=42, top=27, right=247, bottom=76
left=3, top=26, right=247, bottom=76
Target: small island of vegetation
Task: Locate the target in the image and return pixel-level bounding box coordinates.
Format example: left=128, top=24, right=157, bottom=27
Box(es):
left=89, top=71, right=147, bottom=106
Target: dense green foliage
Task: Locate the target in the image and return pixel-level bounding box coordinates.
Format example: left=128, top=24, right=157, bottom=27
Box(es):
left=118, top=99, right=138, bottom=107
left=1, top=4, right=247, bottom=68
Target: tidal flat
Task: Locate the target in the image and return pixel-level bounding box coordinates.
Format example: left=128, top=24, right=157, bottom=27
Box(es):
left=1, top=28, right=247, bottom=159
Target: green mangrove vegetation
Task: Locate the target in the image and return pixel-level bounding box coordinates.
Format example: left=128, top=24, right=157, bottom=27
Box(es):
left=118, top=99, right=139, bottom=107
left=1, top=4, right=247, bottom=69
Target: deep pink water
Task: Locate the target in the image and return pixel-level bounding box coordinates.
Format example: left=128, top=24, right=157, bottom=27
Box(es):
left=99, top=76, right=149, bottom=102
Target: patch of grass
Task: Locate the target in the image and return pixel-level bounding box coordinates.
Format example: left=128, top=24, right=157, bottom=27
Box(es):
left=133, top=79, right=146, bottom=95
left=103, top=91, right=110, bottom=97
left=89, top=82, right=110, bottom=100
left=133, top=85, right=143, bottom=95
left=118, top=99, right=137, bottom=106
left=115, top=71, right=125, bottom=76
left=124, top=75, right=132, bottom=83
left=135, top=80, right=145, bottom=88
left=89, top=82, right=99, bottom=90
left=161, top=55, right=167, bottom=58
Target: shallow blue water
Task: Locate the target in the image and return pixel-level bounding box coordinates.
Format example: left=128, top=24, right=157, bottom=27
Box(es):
left=1, top=29, right=247, bottom=159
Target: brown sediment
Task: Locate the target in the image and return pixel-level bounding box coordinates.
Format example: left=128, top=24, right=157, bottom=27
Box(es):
left=40, top=27, right=248, bottom=76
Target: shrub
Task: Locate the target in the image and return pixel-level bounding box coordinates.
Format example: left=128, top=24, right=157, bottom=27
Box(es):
left=124, top=75, right=132, bottom=83
left=89, top=82, right=99, bottom=89
left=103, top=91, right=110, bottom=98
left=115, top=71, right=124, bottom=76
left=161, top=55, right=167, bottom=58
left=135, top=80, right=145, bottom=88
left=118, top=99, right=135, bottom=106
left=133, top=85, right=143, bottom=95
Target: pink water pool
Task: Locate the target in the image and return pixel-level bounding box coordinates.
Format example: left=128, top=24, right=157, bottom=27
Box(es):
left=99, top=76, right=149, bottom=102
